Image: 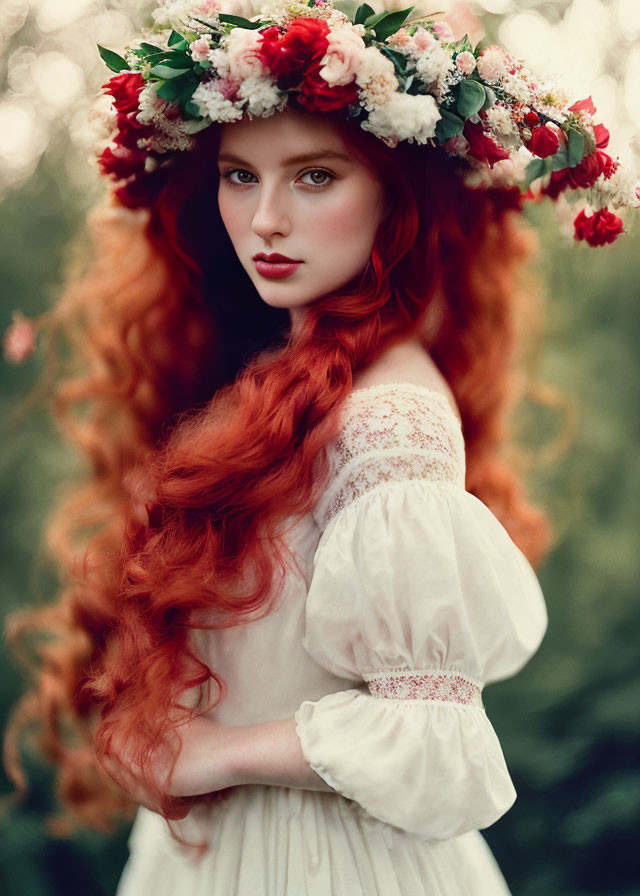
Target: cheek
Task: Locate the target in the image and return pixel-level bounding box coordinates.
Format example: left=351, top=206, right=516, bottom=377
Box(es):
left=314, top=187, right=382, bottom=258
left=218, top=190, right=244, bottom=248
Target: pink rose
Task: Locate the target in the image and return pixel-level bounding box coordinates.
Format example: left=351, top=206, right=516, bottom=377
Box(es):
left=226, top=28, right=267, bottom=80
left=433, top=21, right=454, bottom=42
left=319, top=28, right=365, bottom=86
left=412, top=27, right=437, bottom=51
left=455, top=51, right=476, bottom=74
left=189, top=37, right=211, bottom=62
left=387, top=27, right=410, bottom=47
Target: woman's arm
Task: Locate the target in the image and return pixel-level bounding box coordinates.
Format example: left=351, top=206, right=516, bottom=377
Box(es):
left=165, top=715, right=335, bottom=798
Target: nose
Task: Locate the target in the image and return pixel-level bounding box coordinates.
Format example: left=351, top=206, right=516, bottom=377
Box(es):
left=251, top=181, right=292, bottom=240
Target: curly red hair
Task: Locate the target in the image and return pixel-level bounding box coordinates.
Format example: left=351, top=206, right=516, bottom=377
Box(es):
left=5, top=115, right=554, bottom=829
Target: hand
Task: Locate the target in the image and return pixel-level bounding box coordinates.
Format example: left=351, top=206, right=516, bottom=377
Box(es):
left=100, top=714, right=239, bottom=813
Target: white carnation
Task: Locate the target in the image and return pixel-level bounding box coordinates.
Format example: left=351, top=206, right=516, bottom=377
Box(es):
left=238, top=76, right=287, bottom=116
left=192, top=81, right=243, bottom=122
left=362, top=92, right=441, bottom=145
left=485, top=104, right=516, bottom=137
left=137, top=83, right=168, bottom=125
left=593, top=165, right=640, bottom=209
left=476, top=47, right=508, bottom=82
left=414, top=44, right=454, bottom=101
left=355, top=47, right=398, bottom=111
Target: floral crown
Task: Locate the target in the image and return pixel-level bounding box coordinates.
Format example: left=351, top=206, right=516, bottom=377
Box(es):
left=94, top=0, right=639, bottom=248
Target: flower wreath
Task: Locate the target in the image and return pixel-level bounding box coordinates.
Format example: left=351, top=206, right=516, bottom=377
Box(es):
left=92, top=0, right=639, bottom=250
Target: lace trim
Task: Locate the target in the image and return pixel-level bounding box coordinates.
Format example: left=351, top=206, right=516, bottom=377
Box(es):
left=314, top=384, right=466, bottom=530
left=363, top=668, right=483, bottom=708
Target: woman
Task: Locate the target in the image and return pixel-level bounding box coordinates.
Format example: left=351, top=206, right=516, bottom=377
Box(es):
left=5, top=0, right=636, bottom=893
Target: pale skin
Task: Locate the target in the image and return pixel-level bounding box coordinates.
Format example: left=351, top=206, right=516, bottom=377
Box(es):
left=114, top=108, right=458, bottom=813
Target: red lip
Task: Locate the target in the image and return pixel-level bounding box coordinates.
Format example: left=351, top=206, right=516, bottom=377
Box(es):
left=253, top=252, right=302, bottom=263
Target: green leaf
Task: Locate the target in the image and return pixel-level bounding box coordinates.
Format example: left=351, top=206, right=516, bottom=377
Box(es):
left=435, top=109, right=464, bottom=144
left=452, top=34, right=472, bottom=54
left=567, top=128, right=586, bottom=167
left=219, top=13, right=264, bottom=28
left=364, top=7, right=414, bottom=41
left=456, top=79, right=486, bottom=119
left=168, top=30, right=189, bottom=50
left=354, top=3, right=376, bottom=24
left=140, top=42, right=164, bottom=54
left=97, top=45, right=130, bottom=73
left=184, top=100, right=202, bottom=118
left=481, top=85, right=496, bottom=111
left=550, top=149, right=569, bottom=171
left=149, top=63, right=191, bottom=79
left=523, top=157, right=553, bottom=188
left=156, top=79, right=183, bottom=102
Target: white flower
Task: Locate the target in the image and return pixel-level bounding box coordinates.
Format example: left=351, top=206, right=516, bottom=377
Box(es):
left=476, top=46, right=508, bottom=82
left=319, top=27, right=366, bottom=86
left=355, top=47, right=398, bottom=110
left=192, top=81, right=244, bottom=122
left=362, top=92, right=441, bottom=144
left=238, top=75, right=287, bottom=116
left=501, top=73, right=533, bottom=104
left=137, top=83, right=168, bottom=124
left=209, top=47, right=231, bottom=77
left=485, top=103, right=517, bottom=137
left=592, top=165, right=640, bottom=209
left=414, top=44, right=454, bottom=100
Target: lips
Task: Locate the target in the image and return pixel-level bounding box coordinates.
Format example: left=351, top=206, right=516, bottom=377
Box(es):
left=253, top=252, right=303, bottom=280
left=253, top=252, right=302, bottom=263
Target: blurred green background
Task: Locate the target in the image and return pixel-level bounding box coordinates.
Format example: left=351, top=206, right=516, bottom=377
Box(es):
left=1, top=1, right=639, bottom=895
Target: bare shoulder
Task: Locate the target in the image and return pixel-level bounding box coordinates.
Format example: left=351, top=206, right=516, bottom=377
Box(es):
left=352, top=339, right=461, bottom=422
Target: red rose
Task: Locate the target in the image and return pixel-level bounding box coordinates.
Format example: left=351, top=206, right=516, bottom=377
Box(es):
left=102, top=71, right=146, bottom=115
left=527, top=124, right=560, bottom=158
left=463, top=120, right=510, bottom=168
left=297, top=65, right=359, bottom=112
left=573, top=207, right=624, bottom=247
left=258, top=18, right=330, bottom=89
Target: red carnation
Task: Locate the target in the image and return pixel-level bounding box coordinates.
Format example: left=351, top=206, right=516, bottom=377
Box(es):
left=593, top=122, right=610, bottom=149
left=258, top=19, right=330, bottom=89
left=568, top=95, right=596, bottom=116
left=569, top=150, right=609, bottom=188
left=463, top=120, right=510, bottom=168
left=527, top=124, right=560, bottom=159
left=102, top=71, right=146, bottom=115
left=573, top=207, right=624, bottom=247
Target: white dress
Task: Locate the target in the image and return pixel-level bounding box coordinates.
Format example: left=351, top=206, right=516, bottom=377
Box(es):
left=116, top=381, right=548, bottom=896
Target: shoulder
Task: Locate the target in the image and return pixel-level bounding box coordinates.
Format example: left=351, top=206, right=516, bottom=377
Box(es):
left=351, top=339, right=461, bottom=423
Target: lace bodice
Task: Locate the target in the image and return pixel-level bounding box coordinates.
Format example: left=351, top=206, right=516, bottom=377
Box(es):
left=313, top=382, right=466, bottom=532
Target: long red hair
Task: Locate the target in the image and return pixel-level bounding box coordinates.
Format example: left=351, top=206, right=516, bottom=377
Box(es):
left=5, top=113, right=553, bottom=829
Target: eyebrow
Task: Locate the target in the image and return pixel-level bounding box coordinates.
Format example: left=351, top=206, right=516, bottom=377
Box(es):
left=217, top=150, right=353, bottom=166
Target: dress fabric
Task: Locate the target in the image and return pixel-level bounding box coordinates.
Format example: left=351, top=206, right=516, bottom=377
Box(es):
left=116, top=381, right=548, bottom=896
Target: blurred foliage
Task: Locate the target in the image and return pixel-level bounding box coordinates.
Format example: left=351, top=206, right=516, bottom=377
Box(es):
left=2, top=67, right=640, bottom=896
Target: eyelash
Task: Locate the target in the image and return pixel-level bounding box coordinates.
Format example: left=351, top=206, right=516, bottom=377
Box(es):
left=220, top=168, right=334, bottom=190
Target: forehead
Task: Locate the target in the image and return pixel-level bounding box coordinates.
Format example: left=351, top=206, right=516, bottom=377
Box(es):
left=218, top=107, right=349, bottom=157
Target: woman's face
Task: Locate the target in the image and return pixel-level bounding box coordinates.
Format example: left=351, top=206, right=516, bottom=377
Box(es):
left=217, top=107, right=386, bottom=332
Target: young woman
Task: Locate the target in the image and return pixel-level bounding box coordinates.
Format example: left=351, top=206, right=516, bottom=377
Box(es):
left=5, top=0, right=636, bottom=893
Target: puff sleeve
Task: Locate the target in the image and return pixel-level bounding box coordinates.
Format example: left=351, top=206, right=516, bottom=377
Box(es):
left=293, top=384, right=548, bottom=840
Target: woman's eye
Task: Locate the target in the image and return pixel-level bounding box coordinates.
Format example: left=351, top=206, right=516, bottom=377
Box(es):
left=301, top=169, right=333, bottom=188
left=222, top=169, right=256, bottom=185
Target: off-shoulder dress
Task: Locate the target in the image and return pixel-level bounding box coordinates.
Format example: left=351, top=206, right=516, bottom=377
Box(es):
left=115, top=381, right=548, bottom=896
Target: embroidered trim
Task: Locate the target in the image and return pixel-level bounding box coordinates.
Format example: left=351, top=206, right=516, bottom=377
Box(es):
left=313, top=384, right=466, bottom=531
left=363, top=668, right=483, bottom=708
